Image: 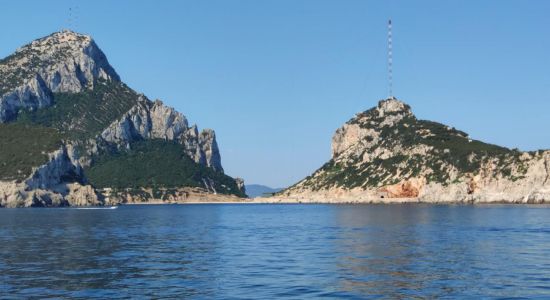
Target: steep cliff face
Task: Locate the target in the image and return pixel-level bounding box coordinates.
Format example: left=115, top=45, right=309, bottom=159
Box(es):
left=99, top=99, right=223, bottom=171
left=278, top=98, right=550, bottom=203
left=0, top=31, right=243, bottom=207
left=0, top=143, right=101, bottom=208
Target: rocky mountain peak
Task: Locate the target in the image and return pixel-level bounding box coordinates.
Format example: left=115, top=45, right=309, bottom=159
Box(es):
left=0, top=30, right=119, bottom=121
left=24, top=30, right=93, bottom=53
left=332, top=98, right=414, bottom=158
left=2, top=30, right=119, bottom=85
left=376, top=97, right=411, bottom=116
left=345, top=97, right=414, bottom=134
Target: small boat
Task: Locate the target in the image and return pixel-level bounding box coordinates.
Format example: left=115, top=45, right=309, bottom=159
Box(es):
left=73, top=206, right=118, bottom=210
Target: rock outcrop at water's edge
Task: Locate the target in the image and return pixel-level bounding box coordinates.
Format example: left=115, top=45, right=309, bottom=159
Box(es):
left=0, top=144, right=101, bottom=208
left=99, top=187, right=247, bottom=205
left=262, top=98, right=550, bottom=204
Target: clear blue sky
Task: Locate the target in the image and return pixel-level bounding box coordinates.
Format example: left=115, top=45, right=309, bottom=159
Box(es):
left=1, top=1, right=549, bottom=187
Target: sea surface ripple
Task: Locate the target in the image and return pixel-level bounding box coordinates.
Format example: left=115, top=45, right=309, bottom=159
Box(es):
left=1, top=204, right=549, bottom=299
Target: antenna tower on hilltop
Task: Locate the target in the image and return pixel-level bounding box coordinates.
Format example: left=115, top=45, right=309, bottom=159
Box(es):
left=67, top=6, right=72, bottom=30
left=387, top=19, right=393, bottom=99
left=66, top=3, right=79, bottom=31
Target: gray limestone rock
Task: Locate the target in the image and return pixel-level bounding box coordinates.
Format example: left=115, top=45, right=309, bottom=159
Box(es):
left=98, top=99, right=223, bottom=172
left=0, top=30, right=119, bottom=122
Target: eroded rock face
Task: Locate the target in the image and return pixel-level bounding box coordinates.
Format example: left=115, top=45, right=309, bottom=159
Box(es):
left=198, top=129, right=223, bottom=173
left=280, top=98, right=550, bottom=203
left=0, top=144, right=101, bottom=208
left=0, top=75, right=52, bottom=121
left=379, top=178, right=426, bottom=198
left=331, top=98, right=413, bottom=159
left=332, top=124, right=374, bottom=158
left=150, top=100, right=188, bottom=140
left=25, top=144, right=83, bottom=190
left=234, top=178, right=246, bottom=196
left=0, top=30, right=119, bottom=122
left=63, top=183, right=101, bottom=206
left=99, top=99, right=224, bottom=172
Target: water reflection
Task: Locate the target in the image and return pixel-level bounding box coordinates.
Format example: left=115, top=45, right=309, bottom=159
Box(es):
left=332, top=206, right=459, bottom=297
left=331, top=205, right=550, bottom=298
left=1, top=204, right=549, bottom=298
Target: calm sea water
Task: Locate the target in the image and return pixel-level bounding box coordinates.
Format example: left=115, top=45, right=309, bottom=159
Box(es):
left=1, top=204, right=549, bottom=299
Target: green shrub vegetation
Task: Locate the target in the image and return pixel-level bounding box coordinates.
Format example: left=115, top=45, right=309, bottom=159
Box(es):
left=85, top=140, right=245, bottom=197
left=0, top=80, right=139, bottom=182
left=0, top=123, right=64, bottom=181
left=17, top=80, right=139, bottom=140
left=0, top=46, right=52, bottom=96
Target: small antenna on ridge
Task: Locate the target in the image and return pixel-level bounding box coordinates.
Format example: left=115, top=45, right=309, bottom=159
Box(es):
left=75, top=5, right=79, bottom=32
left=387, top=19, right=393, bottom=99
left=66, top=2, right=79, bottom=32
left=67, top=7, right=73, bottom=30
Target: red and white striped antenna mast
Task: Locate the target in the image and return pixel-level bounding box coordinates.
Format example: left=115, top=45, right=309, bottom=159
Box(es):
left=387, top=19, right=393, bottom=99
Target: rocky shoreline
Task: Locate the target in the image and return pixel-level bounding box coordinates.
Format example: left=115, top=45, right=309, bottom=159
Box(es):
left=101, top=187, right=248, bottom=205
left=252, top=195, right=549, bottom=204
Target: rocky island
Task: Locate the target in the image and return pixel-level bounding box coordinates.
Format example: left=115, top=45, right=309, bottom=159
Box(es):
left=2, top=31, right=548, bottom=207
left=0, top=31, right=246, bottom=207
left=266, top=98, right=550, bottom=203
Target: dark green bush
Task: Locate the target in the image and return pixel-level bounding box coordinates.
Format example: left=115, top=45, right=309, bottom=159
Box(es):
left=0, top=123, right=64, bottom=180
left=85, top=140, right=245, bottom=197
left=17, top=80, right=138, bottom=140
